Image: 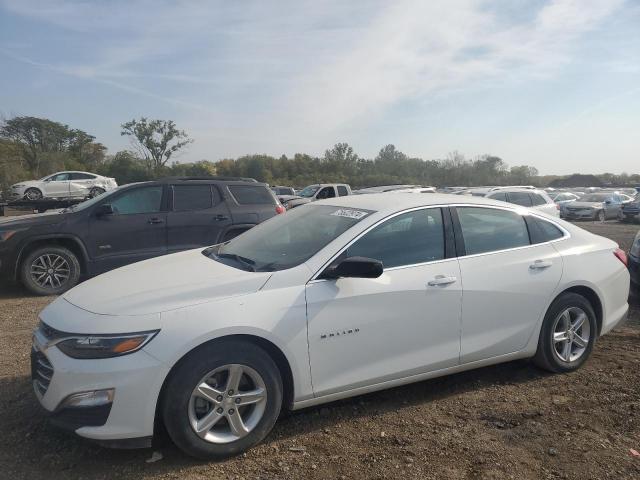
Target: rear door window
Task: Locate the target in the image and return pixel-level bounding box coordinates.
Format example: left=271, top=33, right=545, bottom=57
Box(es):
left=316, top=187, right=336, bottom=199
left=527, top=217, right=565, bottom=244
left=488, top=192, right=507, bottom=201
left=228, top=185, right=275, bottom=205
left=337, top=185, right=349, bottom=196
left=173, top=185, right=213, bottom=211
left=507, top=192, right=533, bottom=207
left=456, top=207, right=530, bottom=255
left=530, top=193, right=548, bottom=206
left=70, top=172, right=96, bottom=180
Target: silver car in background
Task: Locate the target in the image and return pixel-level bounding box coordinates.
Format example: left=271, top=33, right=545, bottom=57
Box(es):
left=563, top=192, right=633, bottom=221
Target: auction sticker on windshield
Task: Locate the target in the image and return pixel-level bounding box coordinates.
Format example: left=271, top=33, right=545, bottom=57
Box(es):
left=331, top=209, right=369, bottom=220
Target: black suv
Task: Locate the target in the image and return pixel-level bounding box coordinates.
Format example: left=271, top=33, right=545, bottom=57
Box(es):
left=0, top=177, right=284, bottom=295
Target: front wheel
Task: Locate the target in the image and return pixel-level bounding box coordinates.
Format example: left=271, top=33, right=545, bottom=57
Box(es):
left=533, top=293, right=597, bottom=373
left=24, top=188, right=43, bottom=201
left=162, top=341, right=283, bottom=459
left=20, top=246, right=81, bottom=295
left=596, top=210, right=605, bottom=222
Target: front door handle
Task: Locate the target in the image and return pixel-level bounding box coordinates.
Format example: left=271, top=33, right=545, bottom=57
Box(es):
left=530, top=259, right=553, bottom=270
left=428, top=275, right=457, bottom=287
left=214, top=214, right=229, bottom=221
left=148, top=217, right=164, bottom=224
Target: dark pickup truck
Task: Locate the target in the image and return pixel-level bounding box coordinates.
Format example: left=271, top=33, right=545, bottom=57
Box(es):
left=0, top=177, right=284, bottom=295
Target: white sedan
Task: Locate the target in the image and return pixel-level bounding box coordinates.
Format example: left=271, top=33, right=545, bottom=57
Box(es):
left=32, top=194, right=629, bottom=458
left=11, top=171, right=117, bottom=200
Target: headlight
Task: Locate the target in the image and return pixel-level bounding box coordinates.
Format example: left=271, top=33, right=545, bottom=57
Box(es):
left=55, top=330, right=159, bottom=359
left=631, top=232, right=640, bottom=258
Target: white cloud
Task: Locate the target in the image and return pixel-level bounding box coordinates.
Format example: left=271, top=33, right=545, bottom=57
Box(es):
left=0, top=0, right=630, bottom=162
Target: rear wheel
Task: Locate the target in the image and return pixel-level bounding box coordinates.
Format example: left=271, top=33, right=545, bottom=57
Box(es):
left=20, top=246, right=81, bottom=295
left=89, top=187, right=105, bottom=198
left=533, top=293, right=597, bottom=373
left=596, top=210, right=605, bottom=222
left=162, top=341, right=282, bottom=459
left=24, top=188, right=42, bottom=201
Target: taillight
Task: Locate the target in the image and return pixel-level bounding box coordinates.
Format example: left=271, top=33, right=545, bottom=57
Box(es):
left=275, top=205, right=286, bottom=215
left=614, top=248, right=628, bottom=267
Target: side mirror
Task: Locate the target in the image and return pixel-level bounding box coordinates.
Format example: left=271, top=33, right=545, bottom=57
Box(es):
left=95, top=204, right=114, bottom=217
left=605, top=200, right=612, bottom=205
left=321, top=256, right=383, bottom=279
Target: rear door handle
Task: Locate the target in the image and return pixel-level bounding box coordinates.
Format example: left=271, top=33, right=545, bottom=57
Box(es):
left=214, top=214, right=229, bottom=221
left=428, top=275, right=457, bottom=287
left=530, top=259, right=553, bottom=270
left=148, top=217, right=164, bottom=224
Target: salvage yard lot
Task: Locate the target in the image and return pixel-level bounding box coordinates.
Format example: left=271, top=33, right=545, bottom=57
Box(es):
left=0, top=221, right=638, bottom=480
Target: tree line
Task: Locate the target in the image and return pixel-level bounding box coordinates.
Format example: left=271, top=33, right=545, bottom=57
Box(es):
left=1, top=115, right=638, bottom=194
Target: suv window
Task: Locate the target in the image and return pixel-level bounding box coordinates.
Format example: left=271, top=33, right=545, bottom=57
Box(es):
left=316, top=187, right=336, bottom=199
left=488, top=192, right=507, bottom=201
left=70, top=172, right=96, bottom=180
left=228, top=185, right=275, bottom=205
left=507, top=192, right=533, bottom=207
left=345, top=208, right=444, bottom=268
left=110, top=186, right=163, bottom=215
left=173, top=185, right=212, bottom=211
left=530, top=193, right=547, bottom=206
left=457, top=207, right=529, bottom=255
left=527, top=216, right=564, bottom=244
left=337, top=185, right=349, bottom=196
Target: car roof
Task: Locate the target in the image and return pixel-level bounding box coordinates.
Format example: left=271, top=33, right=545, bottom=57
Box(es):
left=315, top=192, right=509, bottom=215
left=488, top=188, right=547, bottom=194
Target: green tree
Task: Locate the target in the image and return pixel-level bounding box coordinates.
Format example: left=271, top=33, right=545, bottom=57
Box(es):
left=121, top=118, right=193, bottom=172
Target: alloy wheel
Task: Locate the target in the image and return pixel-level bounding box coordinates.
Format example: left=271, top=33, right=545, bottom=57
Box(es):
left=188, top=364, right=267, bottom=444
left=30, top=254, right=71, bottom=289
left=551, top=306, right=591, bottom=363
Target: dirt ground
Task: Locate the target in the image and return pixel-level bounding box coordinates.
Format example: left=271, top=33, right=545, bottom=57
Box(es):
left=0, top=220, right=638, bottom=480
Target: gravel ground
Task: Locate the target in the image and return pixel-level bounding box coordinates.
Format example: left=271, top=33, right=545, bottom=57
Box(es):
left=0, top=220, right=638, bottom=480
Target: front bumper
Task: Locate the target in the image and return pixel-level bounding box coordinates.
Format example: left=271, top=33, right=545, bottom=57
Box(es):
left=563, top=209, right=597, bottom=220
left=31, top=328, right=170, bottom=446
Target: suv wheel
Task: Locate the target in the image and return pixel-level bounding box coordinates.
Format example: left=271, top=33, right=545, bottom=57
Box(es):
left=24, top=188, right=43, bottom=201
left=20, top=246, right=81, bottom=295
left=533, top=292, right=597, bottom=373
left=162, top=341, right=283, bottom=459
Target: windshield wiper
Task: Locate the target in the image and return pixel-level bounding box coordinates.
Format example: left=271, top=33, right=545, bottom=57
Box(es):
left=216, top=253, right=257, bottom=272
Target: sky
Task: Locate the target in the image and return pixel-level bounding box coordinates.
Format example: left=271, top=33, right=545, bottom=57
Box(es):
left=0, top=0, right=639, bottom=175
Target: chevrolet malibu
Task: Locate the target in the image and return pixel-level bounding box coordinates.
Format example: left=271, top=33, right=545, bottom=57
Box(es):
left=32, top=194, right=630, bottom=459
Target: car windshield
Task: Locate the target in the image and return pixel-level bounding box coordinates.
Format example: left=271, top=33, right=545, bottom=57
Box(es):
left=298, top=185, right=320, bottom=198
left=581, top=194, right=609, bottom=202
left=206, top=205, right=373, bottom=272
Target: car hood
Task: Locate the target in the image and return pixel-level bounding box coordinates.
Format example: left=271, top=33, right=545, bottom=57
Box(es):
left=12, top=180, right=42, bottom=188
left=63, top=248, right=273, bottom=316
left=0, top=210, right=66, bottom=227
left=566, top=201, right=603, bottom=209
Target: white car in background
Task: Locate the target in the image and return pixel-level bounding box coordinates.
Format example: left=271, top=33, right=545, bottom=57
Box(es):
left=32, top=194, right=629, bottom=458
left=11, top=171, right=117, bottom=201
left=485, top=188, right=559, bottom=217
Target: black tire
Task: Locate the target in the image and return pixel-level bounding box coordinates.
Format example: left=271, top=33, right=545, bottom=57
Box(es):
left=596, top=210, right=605, bottom=222
left=162, top=340, right=283, bottom=459
left=24, top=188, right=42, bottom=201
left=533, top=292, right=597, bottom=373
left=89, top=187, right=105, bottom=198
left=20, top=246, right=81, bottom=296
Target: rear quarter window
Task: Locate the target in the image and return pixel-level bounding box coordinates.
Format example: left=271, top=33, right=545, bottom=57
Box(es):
left=507, top=192, right=533, bottom=207
left=527, top=217, right=565, bottom=244
left=228, top=185, right=276, bottom=205
left=530, top=193, right=548, bottom=206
